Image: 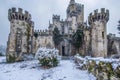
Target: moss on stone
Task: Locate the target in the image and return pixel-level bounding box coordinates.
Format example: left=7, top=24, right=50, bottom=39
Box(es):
left=7, top=54, right=16, bottom=63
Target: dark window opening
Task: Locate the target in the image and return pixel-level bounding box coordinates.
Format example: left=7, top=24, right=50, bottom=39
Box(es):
left=62, top=26, right=64, bottom=35
left=102, top=32, right=104, bottom=39
left=22, top=16, right=24, bottom=20
left=62, top=46, right=65, bottom=56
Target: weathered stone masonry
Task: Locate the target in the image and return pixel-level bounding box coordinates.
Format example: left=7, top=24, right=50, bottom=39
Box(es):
left=7, top=0, right=119, bottom=62
left=6, top=7, right=34, bottom=61
left=88, top=8, right=109, bottom=57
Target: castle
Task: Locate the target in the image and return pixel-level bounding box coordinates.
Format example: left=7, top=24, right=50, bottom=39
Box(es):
left=7, top=0, right=119, bottom=62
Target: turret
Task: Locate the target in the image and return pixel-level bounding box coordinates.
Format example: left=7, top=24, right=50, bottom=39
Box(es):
left=7, top=7, right=34, bottom=62
left=8, top=7, right=32, bottom=23
left=88, top=8, right=109, bottom=25
left=88, top=8, right=109, bottom=57
left=67, top=0, right=84, bottom=23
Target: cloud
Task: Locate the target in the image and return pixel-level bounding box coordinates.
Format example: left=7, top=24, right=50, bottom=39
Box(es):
left=80, top=0, right=99, bottom=7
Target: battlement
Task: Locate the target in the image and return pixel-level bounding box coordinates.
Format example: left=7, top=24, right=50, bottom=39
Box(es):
left=76, top=3, right=84, bottom=11
left=88, top=8, right=109, bottom=25
left=52, top=14, right=60, bottom=21
left=108, top=33, right=116, bottom=38
left=8, top=7, right=32, bottom=23
left=108, top=33, right=120, bottom=41
left=34, top=29, right=51, bottom=36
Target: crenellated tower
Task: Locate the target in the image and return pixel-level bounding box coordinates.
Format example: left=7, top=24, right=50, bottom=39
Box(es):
left=66, top=0, right=84, bottom=32
left=7, top=7, right=34, bottom=62
left=88, top=8, right=109, bottom=57
left=52, top=14, right=62, bottom=34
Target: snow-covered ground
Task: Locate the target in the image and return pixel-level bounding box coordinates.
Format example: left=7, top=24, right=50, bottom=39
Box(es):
left=0, top=57, right=96, bottom=80
left=0, top=56, right=6, bottom=63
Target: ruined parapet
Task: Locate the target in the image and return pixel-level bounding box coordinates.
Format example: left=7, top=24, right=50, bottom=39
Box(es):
left=34, top=29, right=51, bottom=37
left=88, top=8, right=109, bottom=57
left=88, top=8, right=109, bottom=25
left=8, top=7, right=32, bottom=26
left=8, top=7, right=34, bottom=34
left=107, top=33, right=116, bottom=39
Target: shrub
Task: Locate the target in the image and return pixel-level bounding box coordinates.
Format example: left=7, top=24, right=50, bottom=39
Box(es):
left=35, top=48, right=60, bottom=68
left=8, top=54, right=16, bottom=63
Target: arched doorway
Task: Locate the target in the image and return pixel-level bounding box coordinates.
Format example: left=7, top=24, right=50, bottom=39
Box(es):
left=62, top=46, right=65, bottom=56
left=61, top=39, right=70, bottom=56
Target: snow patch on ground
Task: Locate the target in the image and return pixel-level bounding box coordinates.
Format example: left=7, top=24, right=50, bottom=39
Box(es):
left=0, top=56, right=6, bottom=63
left=0, top=57, right=96, bottom=80
left=75, top=55, right=120, bottom=70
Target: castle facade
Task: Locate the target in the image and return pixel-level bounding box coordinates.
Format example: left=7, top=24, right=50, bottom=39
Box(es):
left=6, top=0, right=110, bottom=61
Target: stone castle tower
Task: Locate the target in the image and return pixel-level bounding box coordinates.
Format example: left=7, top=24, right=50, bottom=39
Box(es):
left=48, top=0, right=85, bottom=56
left=88, top=8, right=109, bottom=57
left=66, top=0, right=84, bottom=32
left=6, top=8, right=34, bottom=62
left=6, top=0, right=110, bottom=62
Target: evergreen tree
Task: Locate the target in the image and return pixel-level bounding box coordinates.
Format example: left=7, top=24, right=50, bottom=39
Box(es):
left=72, top=28, right=84, bottom=53
left=53, top=27, right=63, bottom=48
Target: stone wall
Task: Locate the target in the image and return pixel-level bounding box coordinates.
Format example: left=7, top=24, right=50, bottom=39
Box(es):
left=33, top=30, right=54, bottom=53
left=74, top=55, right=120, bottom=80
left=35, top=35, right=54, bottom=50
left=107, top=33, right=120, bottom=56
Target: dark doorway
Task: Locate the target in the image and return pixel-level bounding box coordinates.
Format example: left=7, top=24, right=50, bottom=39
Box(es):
left=62, top=46, right=65, bottom=56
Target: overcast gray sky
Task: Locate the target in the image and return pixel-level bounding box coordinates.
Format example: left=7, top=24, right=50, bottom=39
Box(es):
left=0, top=0, right=120, bottom=46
